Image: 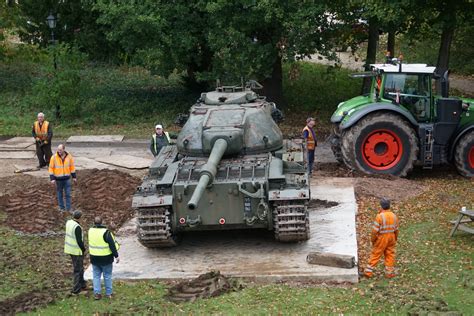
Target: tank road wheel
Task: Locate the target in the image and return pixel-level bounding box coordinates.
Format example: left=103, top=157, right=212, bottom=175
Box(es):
left=273, top=201, right=310, bottom=242
left=136, top=206, right=181, bottom=248
left=341, top=113, right=418, bottom=177
left=454, top=131, right=474, bottom=177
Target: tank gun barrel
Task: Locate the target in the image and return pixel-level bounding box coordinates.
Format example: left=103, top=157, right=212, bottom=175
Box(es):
left=188, top=138, right=228, bottom=210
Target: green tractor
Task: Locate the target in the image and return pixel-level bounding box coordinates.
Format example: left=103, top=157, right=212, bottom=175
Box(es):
left=330, top=59, right=474, bottom=177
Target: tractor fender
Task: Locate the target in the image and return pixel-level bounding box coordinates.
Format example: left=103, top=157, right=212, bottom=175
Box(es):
left=449, top=124, right=474, bottom=161
left=339, top=103, right=418, bottom=130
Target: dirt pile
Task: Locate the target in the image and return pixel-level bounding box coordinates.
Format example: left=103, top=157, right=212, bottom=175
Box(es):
left=315, top=162, right=427, bottom=201
left=166, top=271, right=243, bottom=303
left=0, top=169, right=141, bottom=234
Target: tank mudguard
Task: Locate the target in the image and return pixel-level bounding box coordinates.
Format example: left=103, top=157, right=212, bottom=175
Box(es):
left=449, top=124, right=474, bottom=160
left=132, top=194, right=173, bottom=207
left=339, top=103, right=418, bottom=130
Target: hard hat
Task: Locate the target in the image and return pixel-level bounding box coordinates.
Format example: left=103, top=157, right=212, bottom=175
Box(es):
left=155, top=124, right=163, bottom=129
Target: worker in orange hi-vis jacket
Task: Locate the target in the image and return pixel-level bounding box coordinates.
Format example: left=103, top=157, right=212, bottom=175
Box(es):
left=364, top=198, right=399, bottom=278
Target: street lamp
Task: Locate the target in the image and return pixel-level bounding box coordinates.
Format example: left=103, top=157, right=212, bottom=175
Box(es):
left=46, top=12, right=60, bottom=119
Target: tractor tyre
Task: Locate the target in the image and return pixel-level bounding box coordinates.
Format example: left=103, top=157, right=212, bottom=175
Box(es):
left=341, top=113, right=418, bottom=177
left=454, top=131, right=474, bottom=177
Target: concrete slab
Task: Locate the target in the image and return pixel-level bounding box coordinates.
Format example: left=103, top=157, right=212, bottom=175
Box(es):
left=74, top=157, right=115, bottom=170
left=85, top=177, right=358, bottom=283
left=95, top=154, right=153, bottom=169
left=1, top=151, right=35, bottom=159
left=66, top=135, right=124, bottom=143
left=66, top=148, right=112, bottom=159
left=4, top=137, right=34, bottom=144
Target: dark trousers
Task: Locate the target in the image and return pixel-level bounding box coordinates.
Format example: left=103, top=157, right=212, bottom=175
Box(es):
left=71, top=255, right=86, bottom=293
left=36, top=142, right=52, bottom=167
left=307, top=149, right=315, bottom=173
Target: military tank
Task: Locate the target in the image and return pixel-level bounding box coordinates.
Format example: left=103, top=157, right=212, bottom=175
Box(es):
left=132, top=81, right=310, bottom=247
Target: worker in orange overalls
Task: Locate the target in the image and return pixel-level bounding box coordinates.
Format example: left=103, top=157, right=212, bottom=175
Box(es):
left=364, top=198, right=399, bottom=278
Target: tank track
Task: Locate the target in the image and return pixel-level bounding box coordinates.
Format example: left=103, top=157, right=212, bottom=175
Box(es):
left=273, top=201, right=310, bottom=242
left=136, top=206, right=179, bottom=248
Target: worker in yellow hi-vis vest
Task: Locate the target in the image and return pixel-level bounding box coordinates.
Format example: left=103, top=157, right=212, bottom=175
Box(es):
left=64, top=210, right=87, bottom=295
left=150, top=124, right=177, bottom=157
left=89, top=216, right=120, bottom=300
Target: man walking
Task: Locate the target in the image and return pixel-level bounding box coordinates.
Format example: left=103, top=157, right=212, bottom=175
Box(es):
left=302, top=117, right=317, bottom=174
left=32, top=112, right=53, bottom=168
left=364, top=198, right=399, bottom=278
left=150, top=124, right=175, bottom=157
left=88, top=216, right=120, bottom=300
left=49, top=144, right=77, bottom=212
left=65, top=210, right=87, bottom=295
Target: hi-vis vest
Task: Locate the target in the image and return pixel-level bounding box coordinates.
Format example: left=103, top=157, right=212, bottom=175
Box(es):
left=152, top=132, right=171, bottom=153
left=49, top=153, right=75, bottom=179
left=302, top=126, right=316, bottom=150
left=88, top=227, right=120, bottom=256
left=34, top=121, right=49, bottom=141
left=64, top=219, right=82, bottom=255
left=372, top=211, right=399, bottom=234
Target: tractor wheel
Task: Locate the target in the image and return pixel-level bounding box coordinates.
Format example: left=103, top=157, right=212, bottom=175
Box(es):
left=341, top=113, right=418, bottom=177
left=454, top=131, right=474, bottom=177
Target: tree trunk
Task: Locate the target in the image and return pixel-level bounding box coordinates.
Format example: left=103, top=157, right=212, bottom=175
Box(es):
left=387, top=31, right=395, bottom=57
left=435, top=23, right=455, bottom=96
left=436, top=25, right=454, bottom=74
left=262, top=55, right=286, bottom=106
left=362, top=17, right=379, bottom=93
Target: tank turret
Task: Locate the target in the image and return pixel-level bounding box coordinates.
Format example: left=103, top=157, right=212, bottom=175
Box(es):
left=177, top=83, right=283, bottom=156
left=133, top=82, right=310, bottom=248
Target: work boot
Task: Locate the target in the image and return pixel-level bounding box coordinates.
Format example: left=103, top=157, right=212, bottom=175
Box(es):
left=94, top=294, right=102, bottom=300
left=106, top=294, right=113, bottom=299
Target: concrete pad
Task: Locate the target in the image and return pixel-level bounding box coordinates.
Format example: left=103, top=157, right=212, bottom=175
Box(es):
left=1, top=151, right=35, bottom=159
left=66, top=148, right=112, bottom=159
left=66, top=135, right=124, bottom=143
left=4, top=137, right=34, bottom=144
left=95, top=154, right=153, bottom=169
left=85, top=177, right=358, bottom=283
left=0, top=142, right=35, bottom=150
left=74, top=157, right=115, bottom=170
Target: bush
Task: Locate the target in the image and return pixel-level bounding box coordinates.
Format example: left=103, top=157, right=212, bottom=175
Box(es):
left=283, top=62, right=362, bottom=117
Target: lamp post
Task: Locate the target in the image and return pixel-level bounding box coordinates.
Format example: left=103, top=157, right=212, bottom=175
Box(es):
left=46, top=12, right=60, bottom=119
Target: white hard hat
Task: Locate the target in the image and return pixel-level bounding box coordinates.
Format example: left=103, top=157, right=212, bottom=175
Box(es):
left=155, top=124, right=163, bottom=129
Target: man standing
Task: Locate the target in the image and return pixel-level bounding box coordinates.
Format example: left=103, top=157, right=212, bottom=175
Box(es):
left=49, top=144, right=77, bottom=212
left=65, top=210, right=87, bottom=295
left=88, top=216, right=120, bottom=300
left=150, top=124, right=175, bottom=157
left=364, top=198, right=399, bottom=278
left=302, top=117, right=317, bottom=174
left=32, top=112, right=53, bottom=168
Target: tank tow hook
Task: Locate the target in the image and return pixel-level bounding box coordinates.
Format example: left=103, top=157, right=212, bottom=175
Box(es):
left=239, top=182, right=268, bottom=225
left=186, top=215, right=202, bottom=227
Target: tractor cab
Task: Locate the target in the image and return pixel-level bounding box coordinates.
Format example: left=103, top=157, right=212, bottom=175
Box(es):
left=371, top=63, right=436, bottom=122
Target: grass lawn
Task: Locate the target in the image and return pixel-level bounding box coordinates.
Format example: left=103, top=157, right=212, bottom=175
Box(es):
left=0, top=172, right=471, bottom=315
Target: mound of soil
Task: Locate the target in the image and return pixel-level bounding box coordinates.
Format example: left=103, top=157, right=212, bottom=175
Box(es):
left=315, top=162, right=427, bottom=201
left=166, top=271, right=242, bottom=303
left=0, top=169, right=141, bottom=234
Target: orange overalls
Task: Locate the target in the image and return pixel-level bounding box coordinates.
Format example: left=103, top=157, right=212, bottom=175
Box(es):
left=364, top=209, right=399, bottom=278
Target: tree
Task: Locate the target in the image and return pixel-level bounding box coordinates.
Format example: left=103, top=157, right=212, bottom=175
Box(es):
left=14, top=0, right=120, bottom=61
left=94, top=0, right=343, bottom=104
